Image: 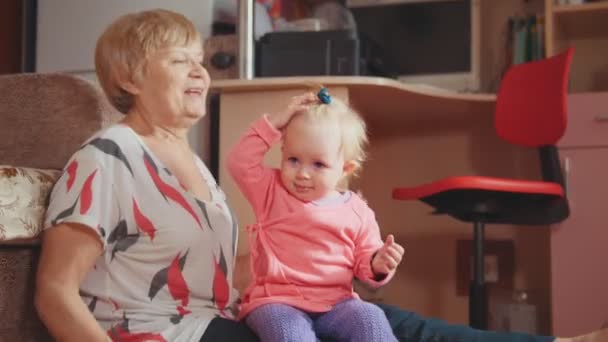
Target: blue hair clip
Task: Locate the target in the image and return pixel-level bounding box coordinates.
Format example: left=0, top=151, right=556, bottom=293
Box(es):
left=317, top=87, right=332, bottom=104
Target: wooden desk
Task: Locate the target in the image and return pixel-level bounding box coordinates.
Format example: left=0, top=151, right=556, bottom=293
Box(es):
left=212, top=76, right=495, bottom=126
left=211, top=75, right=496, bottom=249
left=210, top=76, right=550, bottom=330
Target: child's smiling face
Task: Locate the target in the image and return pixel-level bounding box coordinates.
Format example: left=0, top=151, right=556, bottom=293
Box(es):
left=279, top=115, right=348, bottom=202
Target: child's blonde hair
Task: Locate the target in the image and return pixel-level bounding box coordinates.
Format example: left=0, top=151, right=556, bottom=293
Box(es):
left=298, top=89, right=368, bottom=176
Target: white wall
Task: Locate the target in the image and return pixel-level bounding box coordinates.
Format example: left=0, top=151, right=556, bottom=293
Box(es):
left=36, top=1, right=213, bottom=73
left=213, top=0, right=237, bottom=23
left=36, top=0, right=214, bottom=160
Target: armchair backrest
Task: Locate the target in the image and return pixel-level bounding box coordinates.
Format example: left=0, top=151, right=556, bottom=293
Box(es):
left=0, top=73, right=121, bottom=169
left=0, top=72, right=120, bottom=341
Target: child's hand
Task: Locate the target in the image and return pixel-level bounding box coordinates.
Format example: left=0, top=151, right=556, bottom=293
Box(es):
left=268, top=92, right=317, bottom=130
left=371, top=234, right=405, bottom=275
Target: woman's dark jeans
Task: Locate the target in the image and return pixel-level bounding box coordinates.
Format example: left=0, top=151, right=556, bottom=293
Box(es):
left=200, top=303, right=556, bottom=342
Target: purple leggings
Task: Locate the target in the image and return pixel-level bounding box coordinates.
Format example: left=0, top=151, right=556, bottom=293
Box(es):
left=245, top=299, right=398, bottom=342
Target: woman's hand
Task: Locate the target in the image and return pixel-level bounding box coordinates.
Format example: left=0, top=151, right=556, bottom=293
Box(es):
left=371, top=234, right=405, bottom=275
left=268, top=92, right=317, bottom=130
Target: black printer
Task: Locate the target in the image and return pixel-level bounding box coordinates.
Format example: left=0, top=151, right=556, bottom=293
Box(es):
left=255, top=29, right=396, bottom=78
left=256, top=30, right=359, bottom=77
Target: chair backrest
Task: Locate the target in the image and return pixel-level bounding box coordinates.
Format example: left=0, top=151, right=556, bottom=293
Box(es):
left=495, top=48, right=574, bottom=147
left=0, top=73, right=120, bottom=340
left=0, top=73, right=121, bottom=169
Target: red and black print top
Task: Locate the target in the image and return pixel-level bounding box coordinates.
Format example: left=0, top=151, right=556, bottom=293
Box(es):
left=44, top=124, right=239, bottom=342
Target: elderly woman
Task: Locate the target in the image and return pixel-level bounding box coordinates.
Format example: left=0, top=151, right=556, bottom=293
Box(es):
left=34, top=9, right=254, bottom=342
left=35, top=8, right=608, bottom=342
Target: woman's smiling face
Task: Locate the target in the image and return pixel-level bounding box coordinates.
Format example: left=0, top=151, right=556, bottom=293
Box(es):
left=131, top=41, right=210, bottom=129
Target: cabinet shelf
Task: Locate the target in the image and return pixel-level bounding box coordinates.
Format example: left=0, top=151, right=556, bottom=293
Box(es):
left=552, top=1, right=608, bottom=38
left=546, top=0, right=608, bottom=91
left=553, top=1, right=608, bottom=14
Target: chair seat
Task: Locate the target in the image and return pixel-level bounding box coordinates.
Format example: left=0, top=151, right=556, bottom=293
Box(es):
left=393, top=175, right=564, bottom=200
left=393, top=176, right=567, bottom=224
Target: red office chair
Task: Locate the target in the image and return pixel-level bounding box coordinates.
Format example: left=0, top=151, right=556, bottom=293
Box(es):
left=392, top=48, right=574, bottom=329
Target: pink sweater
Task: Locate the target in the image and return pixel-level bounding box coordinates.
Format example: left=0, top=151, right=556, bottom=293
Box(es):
left=227, top=116, right=394, bottom=319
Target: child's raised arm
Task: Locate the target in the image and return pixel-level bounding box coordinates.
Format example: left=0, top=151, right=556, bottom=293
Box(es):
left=226, top=115, right=280, bottom=216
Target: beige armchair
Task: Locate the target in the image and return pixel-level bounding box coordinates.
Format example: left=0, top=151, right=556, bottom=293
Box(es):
left=0, top=73, right=120, bottom=341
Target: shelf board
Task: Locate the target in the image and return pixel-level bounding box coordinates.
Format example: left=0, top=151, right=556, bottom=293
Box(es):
left=551, top=1, right=608, bottom=39
left=553, top=1, right=608, bottom=14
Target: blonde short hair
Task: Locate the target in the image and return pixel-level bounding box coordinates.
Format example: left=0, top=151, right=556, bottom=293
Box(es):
left=298, top=94, right=368, bottom=174
left=95, top=9, right=201, bottom=114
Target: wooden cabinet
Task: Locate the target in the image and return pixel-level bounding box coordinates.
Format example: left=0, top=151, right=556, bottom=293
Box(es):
left=545, top=0, right=608, bottom=92
left=551, top=92, right=608, bottom=336
left=559, top=92, right=608, bottom=147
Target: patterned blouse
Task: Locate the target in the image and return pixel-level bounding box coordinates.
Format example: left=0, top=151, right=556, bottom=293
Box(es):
left=44, top=124, right=240, bottom=342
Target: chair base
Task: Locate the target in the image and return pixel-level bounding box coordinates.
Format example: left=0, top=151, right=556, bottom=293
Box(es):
left=469, top=220, right=488, bottom=329
left=469, top=282, right=488, bottom=330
